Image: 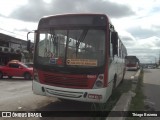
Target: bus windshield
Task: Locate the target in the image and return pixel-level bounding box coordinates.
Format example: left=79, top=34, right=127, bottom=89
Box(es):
left=36, top=28, right=105, bottom=68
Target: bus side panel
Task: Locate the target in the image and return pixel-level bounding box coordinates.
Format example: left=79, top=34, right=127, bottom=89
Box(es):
left=108, top=56, right=125, bottom=90
left=108, top=56, right=118, bottom=96
left=116, top=57, right=125, bottom=86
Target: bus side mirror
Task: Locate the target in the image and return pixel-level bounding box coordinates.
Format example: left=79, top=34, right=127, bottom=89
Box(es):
left=27, top=30, right=37, bottom=52
left=111, top=32, right=118, bottom=56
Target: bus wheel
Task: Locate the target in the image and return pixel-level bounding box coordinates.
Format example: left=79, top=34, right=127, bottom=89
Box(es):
left=8, top=76, right=12, bottom=79
left=0, top=72, right=3, bottom=79
left=113, top=76, right=117, bottom=89
left=91, top=103, right=105, bottom=111
left=59, top=98, right=71, bottom=103
left=121, top=70, right=125, bottom=83
left=112, top=75, right=117, bottom=93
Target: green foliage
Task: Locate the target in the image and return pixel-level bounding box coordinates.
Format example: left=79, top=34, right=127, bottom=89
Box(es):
left=127, top=70, right=145, bottom=120
left=104, top=80, right=132, bottom=111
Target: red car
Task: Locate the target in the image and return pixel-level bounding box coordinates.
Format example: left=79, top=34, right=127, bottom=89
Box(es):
left=0, top=60, right=33, bottom=79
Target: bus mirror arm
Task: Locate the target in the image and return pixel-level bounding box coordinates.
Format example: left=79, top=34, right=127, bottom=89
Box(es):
left=27, top=30, right=37, bottom=41
left=27, top=30, right=37, bottom=52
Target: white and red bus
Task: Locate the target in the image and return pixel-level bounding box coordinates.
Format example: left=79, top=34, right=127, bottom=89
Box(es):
left=125, top=56, right=140, bottom=71
left=29, top=14, right=127, bottom=103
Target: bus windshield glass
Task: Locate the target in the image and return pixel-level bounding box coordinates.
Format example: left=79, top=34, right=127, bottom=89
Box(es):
left=36, top=28, right=105, bottom=68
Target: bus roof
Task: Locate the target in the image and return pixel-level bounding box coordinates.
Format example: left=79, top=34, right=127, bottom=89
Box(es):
left=125, top=56, right=139, bottom=61
left=38, top=13, right=111, bottom=29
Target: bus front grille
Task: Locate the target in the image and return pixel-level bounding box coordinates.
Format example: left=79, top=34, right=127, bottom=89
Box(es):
left=42, top=74, right=89, bottom=88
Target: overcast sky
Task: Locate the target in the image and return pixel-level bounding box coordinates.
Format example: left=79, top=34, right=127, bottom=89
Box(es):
left=0, top=0, right=160, bottom=63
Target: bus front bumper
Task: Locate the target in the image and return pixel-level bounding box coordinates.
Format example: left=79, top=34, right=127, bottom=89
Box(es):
left=32, top=80, right=112, bottom=103
left=126, top=67, right=138, bottom=70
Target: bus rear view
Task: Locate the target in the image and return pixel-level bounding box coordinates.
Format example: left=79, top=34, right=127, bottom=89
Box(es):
left=31, top=14, right=125, bottom=103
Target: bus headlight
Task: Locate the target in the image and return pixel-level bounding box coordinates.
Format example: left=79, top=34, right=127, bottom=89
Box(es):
left=95, top=80, right=103, bottom=88
left=93, top=74, right=104, bottom=89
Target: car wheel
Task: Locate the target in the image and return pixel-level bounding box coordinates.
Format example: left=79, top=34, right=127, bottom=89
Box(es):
left=0, top=72, right=3, bottom=79
left=24, top=73, right=31, bottom=80
left=8, top=76, right=12, bottom=79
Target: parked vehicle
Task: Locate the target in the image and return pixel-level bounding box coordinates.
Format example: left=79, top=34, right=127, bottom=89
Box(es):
left=148, top=65, right=153, bottom=69
left=28, top=13, right=127, bottom=103
left=147, top=65, right=156, bottom=69
left=125, top=56, right=140, bottom=71
left=0, top=60, right=33, bottom=79
left=25, top=62, right=34, bottom=68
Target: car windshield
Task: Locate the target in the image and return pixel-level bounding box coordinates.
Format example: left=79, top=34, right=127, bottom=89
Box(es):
left=21, top=63, right=30, bottom=68
left=36, top=28, right=106, bottom=68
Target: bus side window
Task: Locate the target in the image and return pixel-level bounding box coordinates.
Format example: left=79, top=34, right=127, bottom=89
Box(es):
left=109, top=32, right=113, bottom=58
left=111, top=32, right=118, bottom=56
left=110, top=32, right=113, bottom=63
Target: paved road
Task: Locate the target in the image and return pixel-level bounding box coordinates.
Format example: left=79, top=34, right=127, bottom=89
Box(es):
left=124, top=70, right=137, bottom=80
left=0, top=78, right=55, bottom=111
left=141, top=68, right=160, bottom=120
left=143, top=68, right=160, bottom=110
left=0, top=71, right=137, bottom=120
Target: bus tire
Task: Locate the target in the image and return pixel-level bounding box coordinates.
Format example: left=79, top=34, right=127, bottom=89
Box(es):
left=59, top=98, right=72, bottom=103
left=8, top=76, right=12, bottom=79
left=91, top=103, right=105, bottom=111
left=121, top=70, right=125, bottom=83
left=112, top=75, right=117, bottom=93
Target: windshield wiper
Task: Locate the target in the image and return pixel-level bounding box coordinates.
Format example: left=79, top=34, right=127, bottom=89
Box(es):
left=75, top=29, right=88, bottom=57
left=50, top=28, right=58, bottom=46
